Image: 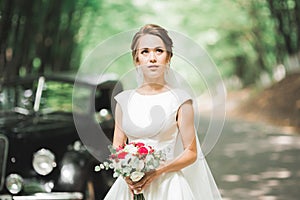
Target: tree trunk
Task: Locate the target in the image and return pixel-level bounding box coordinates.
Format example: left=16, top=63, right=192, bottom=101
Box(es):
left=285, top=52, right=300, bottom=73
left=0, top=0, right=13, bottom=81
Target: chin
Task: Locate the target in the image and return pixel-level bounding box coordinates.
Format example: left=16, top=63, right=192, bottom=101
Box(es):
left=146, top=72, right=163, bottom=79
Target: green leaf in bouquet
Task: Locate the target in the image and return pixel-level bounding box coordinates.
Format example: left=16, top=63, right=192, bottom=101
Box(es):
left=108, top=144, right=117, bottom=154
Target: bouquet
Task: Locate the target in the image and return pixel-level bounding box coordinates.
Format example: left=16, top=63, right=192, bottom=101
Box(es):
left=95, top=142, right=167, bottom=200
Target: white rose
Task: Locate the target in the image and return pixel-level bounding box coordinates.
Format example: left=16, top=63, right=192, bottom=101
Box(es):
left=136, top=160, right=145, bottom=171
left=124, top=145, right=138, bottom=154
left=130, top=171, right=145, bottom=182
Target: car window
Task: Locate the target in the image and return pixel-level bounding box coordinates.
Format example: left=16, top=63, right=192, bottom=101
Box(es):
left=0, top=80, right=94, bottom=115
left=40, top=81, right=73, bottom=112
left=41, top=81, right=92, bottom=114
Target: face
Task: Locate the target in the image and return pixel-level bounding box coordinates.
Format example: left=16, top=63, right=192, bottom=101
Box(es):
left=135, top=34, right=170, bottom=80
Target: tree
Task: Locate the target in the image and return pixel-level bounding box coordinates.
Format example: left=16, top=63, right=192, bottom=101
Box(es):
left=0, top=0, right=97, bottom=81
left=176, top=0, right=279, bottom=86
left=267, top=0, right=300, bottom=71
left=232, top=0, right=278, bottom=85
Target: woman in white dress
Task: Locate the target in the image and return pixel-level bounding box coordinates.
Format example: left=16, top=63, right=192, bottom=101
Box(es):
left=104, top=24, right=222, bottom=200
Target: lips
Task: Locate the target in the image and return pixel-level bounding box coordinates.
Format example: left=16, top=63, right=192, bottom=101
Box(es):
left=147, top=65, right=159, bottom=69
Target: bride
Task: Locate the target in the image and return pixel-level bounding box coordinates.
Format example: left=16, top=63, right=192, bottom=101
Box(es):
left=104, top=24, right=223, bottom=200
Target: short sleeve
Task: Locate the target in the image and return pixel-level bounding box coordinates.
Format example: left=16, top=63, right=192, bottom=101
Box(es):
left=114, top=90, right=132, bottom=111
left=173, top=88, right=193, bottom=109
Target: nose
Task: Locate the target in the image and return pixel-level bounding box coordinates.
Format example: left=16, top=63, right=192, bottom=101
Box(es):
left=149, top=51, right=156, bottom=63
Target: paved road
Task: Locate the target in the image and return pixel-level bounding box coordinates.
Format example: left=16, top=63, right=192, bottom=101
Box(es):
left=199, top=117, right=300, bottom=200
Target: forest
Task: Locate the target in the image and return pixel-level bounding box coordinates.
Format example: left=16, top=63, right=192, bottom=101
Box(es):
left=0, top=0, right=299, bottom=87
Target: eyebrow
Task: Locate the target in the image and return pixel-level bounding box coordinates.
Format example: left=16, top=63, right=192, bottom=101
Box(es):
left=139, top=46, right=165, bottom=50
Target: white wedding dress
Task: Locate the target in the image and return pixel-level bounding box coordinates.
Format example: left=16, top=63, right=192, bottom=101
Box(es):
left=104, top=88, right=222, bottom=200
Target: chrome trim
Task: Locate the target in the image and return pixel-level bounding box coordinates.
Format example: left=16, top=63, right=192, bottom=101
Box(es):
left=0, top=194, right=12, bottom=200
left=33, top=76, right=45, bottom=112
left=0, top=134, right=8, bottom=191
left=12, top=192, right=83, bottom=200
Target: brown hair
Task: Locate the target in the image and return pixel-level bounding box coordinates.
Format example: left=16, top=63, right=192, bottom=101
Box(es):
left=131, top=24, right=173, bottom=63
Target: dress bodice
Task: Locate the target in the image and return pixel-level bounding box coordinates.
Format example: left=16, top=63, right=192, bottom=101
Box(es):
left=114, top=89, right=192, bottom=160
left=106, top=88, right=223, bottom=200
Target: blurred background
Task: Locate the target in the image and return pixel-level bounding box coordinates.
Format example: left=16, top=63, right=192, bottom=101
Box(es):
left=0, top=0, right=299, bottom=199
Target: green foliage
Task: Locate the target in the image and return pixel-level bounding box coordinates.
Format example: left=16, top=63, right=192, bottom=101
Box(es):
left=1, top=0, right=299, bottom=87
left=40, top=81, right=74, bottom=112
left=77, top=0, right=287, bottom=87
left=169, top=0, right=278, bottom=86
left=77, top=0, right=147, bottom=59
left=0, top=0, right=100, bottom=80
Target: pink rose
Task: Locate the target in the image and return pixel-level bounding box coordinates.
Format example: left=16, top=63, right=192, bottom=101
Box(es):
left=135, top=142, right=145, bottom=148
left=117, top=151, right=128, bottom=159
left=138, top=147, right=149, bottom=155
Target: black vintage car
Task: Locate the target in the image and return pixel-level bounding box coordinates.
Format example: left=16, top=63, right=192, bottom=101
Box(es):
left=0, top=74, right=122, bottom=200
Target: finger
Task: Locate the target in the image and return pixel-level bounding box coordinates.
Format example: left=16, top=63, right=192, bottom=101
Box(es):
left=127, top=180, right=134, bottom=186
left=132, top=182, right=144, bottom=190
left=132, top=179, right=143, bottom=187
left=124, top=176, right=131, bottom=182
left=127, top=185, right=134, bottom=195
left=140, top=176, right=154, bottom=191
left=134, top=186, right=143, bottom=194
left=134, top=180, right=148, bottom=190
left=124, top=177, right=134, bottom=185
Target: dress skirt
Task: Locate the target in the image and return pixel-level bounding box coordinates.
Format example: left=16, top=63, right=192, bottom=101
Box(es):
left=104, top=171, right=195, bottom=200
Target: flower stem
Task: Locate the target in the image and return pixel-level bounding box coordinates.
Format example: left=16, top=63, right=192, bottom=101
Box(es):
left=133, top=193, right=145, bottom=200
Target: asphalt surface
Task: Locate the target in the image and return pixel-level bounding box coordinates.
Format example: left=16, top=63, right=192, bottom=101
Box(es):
left=200, top=117, right=300, bottom=200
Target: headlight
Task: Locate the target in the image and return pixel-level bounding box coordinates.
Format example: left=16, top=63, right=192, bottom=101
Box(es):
left=33, top=148, right=56, bottom=176
left=6, top=174, right=23, bottom=194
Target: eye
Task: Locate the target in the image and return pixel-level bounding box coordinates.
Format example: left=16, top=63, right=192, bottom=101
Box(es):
left=141, top=49, right=149, bottom=54
left=156, top=49, right=163, bottom=53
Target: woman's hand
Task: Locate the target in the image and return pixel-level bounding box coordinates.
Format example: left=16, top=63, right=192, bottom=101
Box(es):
left=124, top=170, right=160, bottom=194
left=133, top=170, right=159, bottom=191
left=124, top=176, right=135, bottom=195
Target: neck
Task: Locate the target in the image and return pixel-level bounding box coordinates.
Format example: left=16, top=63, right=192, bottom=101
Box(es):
left=138, top=81, right=168, bottom=94
left=143, top=75, right=165, bottom=86
left=143, top=83, right=164, bottom=90
left=143, top=76, right=166, bottom=88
